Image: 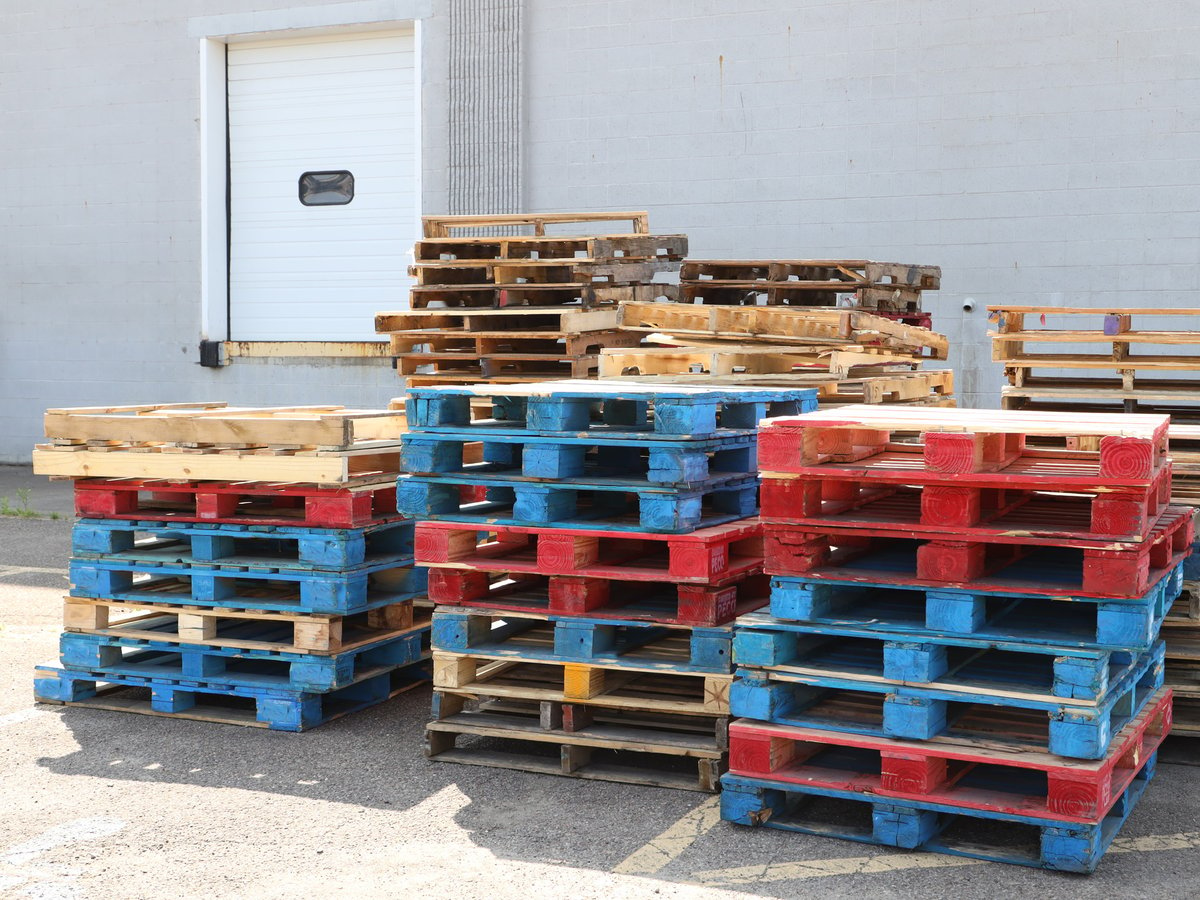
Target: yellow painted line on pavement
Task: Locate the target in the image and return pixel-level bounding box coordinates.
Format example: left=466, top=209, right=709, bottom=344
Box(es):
left=613, top=796, right=721, bottom=876
left=691, top=831, right=1200, bottom=886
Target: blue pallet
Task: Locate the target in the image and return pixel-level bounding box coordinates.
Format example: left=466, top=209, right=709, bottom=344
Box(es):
left=68, top=558, right=427, bottom=615
left=720, top=752, right=1157, bottom=873
left=397, top=475, right=758, bottom=534
left=734, top=611, right=1149, bottom=703
left=72, top=518, right=414, bottom=571
left=34, top=660, right=431, bottom=732
left=730, top=641, right=1165, bottom=760
left=405, top=383, right=818, bottom=439
left=768, top=563, right=1183, bottom=654
left=58, top=626, right=428, bottom=693
left=1184, top=540, right=1200, bottom=581
left=401, top=431, right=757, bottom=488
left=431, top=610, right=733, bottom=674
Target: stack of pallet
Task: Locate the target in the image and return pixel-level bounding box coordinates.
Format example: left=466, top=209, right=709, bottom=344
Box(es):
left=719, top=405, right=1187, bottom=872
left=376, top=211, right=686, bottom=386
left=992, top=306, right=1200, bottom=503
left=395, top=381, right=818, bottom=790
left=603, top=302, right=954, bottom=408
left=990, top=306, right=1200, bottom=735
left=677, top=259, right=941, bottom=327
left=30, top=403, right=430, bottom=731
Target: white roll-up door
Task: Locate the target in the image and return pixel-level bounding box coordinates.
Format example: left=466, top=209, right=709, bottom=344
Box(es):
left=227, top=29, right=416, bottom=341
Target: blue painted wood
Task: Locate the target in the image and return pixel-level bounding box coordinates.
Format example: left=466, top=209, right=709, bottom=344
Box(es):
left=733, top=612, right=1130, bottom=702
left=719, top=753, right=1157, bottom=872
left=57, top=628, right=428, bottom=693
left=34, top=662, right=431, bottom=732
left=67, top=558, right=427, bottom=615
left=400, top=431, right=759, bottom=488
left=430, top=609, right=734, bottom=674
left=765, top=563, right=1180, bottom=653
left=729, top=641, right=1165, bottom=759
left=405, top=385, right=818, bottom=438
left=397, top=474, right=759, bottom=534
left=72, top=519, right=415, bottom=571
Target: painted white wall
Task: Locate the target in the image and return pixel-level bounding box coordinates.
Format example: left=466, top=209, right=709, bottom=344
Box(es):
left=1, top=0, right=1198, bottom=461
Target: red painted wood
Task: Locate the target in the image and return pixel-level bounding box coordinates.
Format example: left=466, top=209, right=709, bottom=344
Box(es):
left=427, top=569, right=492, bottom=605
left=920, top=485, right=982, bottom=528
left=729, top=687, right=1172, bottom=823
left=413, top=520, right=765, bottom=584
left=548, top=577, right=610, bottom=613
left=761, top=505, right=1192, bottom=598
left=72, top=478, right=399, bottom=528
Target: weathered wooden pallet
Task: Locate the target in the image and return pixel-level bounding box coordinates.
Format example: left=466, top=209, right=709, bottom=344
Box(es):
left=72, top=478, right=400, bottom=528
left=43, top=403, right=405, bottom=450
left=408, top=282, right=677, bottom=309
left=990, top=306, right=1200, bottom=374
left=680, top=260, right=940, bottom=288
left=71, top=519, right=415, bottom=570
left=414, top=233, right=687, bottom=262
left=766, top=564, right=1182, bottom=654
left=426, top=569, right=768, bottom=627
left=404, top=380, right=818, bottom=439
left=733, top=611, right=1148, bottom=704
left=731, top=641, right=1166, bottom=759
left=729, top=686, right=1171, bottom=823
left=33, top=445, right=402, bottom=486
left=433, top=653, right=731, bottom=715
left=606, top=370, right=955, bottom=405
left=1165, top=579, right=1200, bottom=622
left=376, top=306, right=620, bottom=335
left=397, top=473, right=759, bottom=534
left=394, top=350, right=601, bottom=380
left=57, top=624, right=428, bottom=693
left=431, top=609, right=733, bottom=674
left=385, top=330, right=642, bottom=357
left=401, top=431, right=757, bottom=487
left=68, top=559, right=427, bottom=615
left=719, top=750, right=1157, bottom=872
left=410, top=259, right=678, bottom=287
left=763, top=504, right=1194, bottom=599
left=421, top=210, right=652, bottom=238
left=616, top=302, right=949, bottom=359
left=759, top=480, right=1173, bottom=543
left=414, top=519, right=764, bottom=585
left=62, top=595, right=426, bottom=654
left=598, top=346, right=922, bottom=379
left=1000, top=374, right=1200, bottom=401
left=34, top=660, right=430, bottom=731
left=426, top=704, right=725, bottom=792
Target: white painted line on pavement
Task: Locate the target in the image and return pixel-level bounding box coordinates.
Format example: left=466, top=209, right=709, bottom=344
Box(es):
left=613, top=796, right=721, bottom=876
left=5, top=818, right=126, bottom=866
left=691, top=830, right=1200, bottom=886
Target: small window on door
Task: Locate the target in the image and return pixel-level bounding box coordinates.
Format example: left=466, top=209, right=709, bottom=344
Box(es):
left=299, top=171, right=354, bottom=206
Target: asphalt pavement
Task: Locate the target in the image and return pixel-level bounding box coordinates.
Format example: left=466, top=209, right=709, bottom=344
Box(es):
left=1, top=464, right=1198, bottom=899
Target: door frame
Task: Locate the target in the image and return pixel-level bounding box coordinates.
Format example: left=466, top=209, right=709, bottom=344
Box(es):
left=192, top=1, right=430, bottom=355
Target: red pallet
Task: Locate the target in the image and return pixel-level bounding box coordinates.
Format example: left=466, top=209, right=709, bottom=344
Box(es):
left=728, top=687, right=1171, bottom=823
left=414, top=519, right=764, bottom=585
left=74, top=478, right=402, bottom=528
left=763, top=504, right=1194, bottom=599
left=426, top=569, right=768, bottom=626
left=758, top=408, right=1170, bottom=482
left=760, top=468, right=1172, bottom=542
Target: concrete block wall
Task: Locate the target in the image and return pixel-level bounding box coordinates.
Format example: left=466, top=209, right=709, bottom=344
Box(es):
left=522, top=0, right=1200, bottom=405
left=2, top=0, right=1198, bottom=461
